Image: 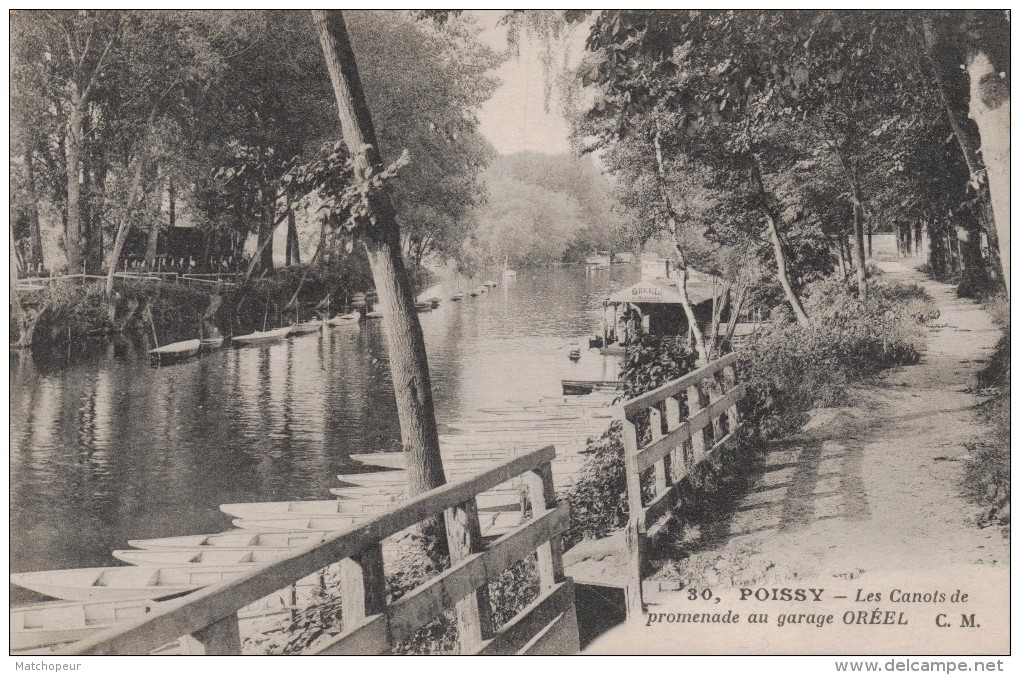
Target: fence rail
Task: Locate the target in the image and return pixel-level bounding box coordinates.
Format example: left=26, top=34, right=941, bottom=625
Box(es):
left=58, top=445, right=578, bottom=656
left=617, top=352, right=744, bottom=618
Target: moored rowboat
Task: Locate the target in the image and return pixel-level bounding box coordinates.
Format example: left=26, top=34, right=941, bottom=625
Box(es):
left=10, top=565, right=259, bottom=601
left=10, top=598, right=158, bottom=651
left=148, top=339, right=201, bottom=363
left=328, top=312, right=360, bottom=325
left=289, top=319, right=323, bottom=335
left=219, top=499, right=377, bottom=519
left=231, top=326, right=292, bottom=346
left=111, top=547, right=295, bottom=566
left=200, top=336, right=225, bottom=350
left=127, top=531, right=333, bottom=550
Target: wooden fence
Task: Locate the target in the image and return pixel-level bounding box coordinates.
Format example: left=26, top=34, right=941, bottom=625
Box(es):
left=59, top=445, right=578, bottom=656
left=617, top=352, right=744, bottom=618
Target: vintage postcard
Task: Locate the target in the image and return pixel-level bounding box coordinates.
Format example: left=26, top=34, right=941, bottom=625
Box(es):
left=8, top=8, right=1011, bottom=669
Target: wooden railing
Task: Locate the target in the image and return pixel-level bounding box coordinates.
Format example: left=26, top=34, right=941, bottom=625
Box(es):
left=59, top=446, right=578, bottom=655
left=617, top=352, right=744, bottom=618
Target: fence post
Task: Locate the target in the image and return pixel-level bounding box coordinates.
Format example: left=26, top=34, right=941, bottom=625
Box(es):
left=618, top=410, right=645, bottom=620
left=178, top=614, right=241, bottom=655
left=340, top=543, right=387, bottom=635
left=525, top=459, right=565, bottom=589
left=445, top=498, right=494, bottom=652
left=648, top=407, right=669, bottom=494
left=722, top=361, right=740, bottom=432
left=686, top=381, right=707, bottom=462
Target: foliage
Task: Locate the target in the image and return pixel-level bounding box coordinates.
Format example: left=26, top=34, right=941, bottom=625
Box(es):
left=619, top=334, right=698, bottom=400
left=563, top=421, right=628, bottom=547
left=739, top=276, right=937, bottom=439
left=967, top=296, right=1009, bottom=534
left=464, top=152, right=630, bottom=269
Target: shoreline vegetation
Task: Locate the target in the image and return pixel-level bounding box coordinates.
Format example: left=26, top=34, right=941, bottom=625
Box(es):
left=10, top=256, right=440, bottom=355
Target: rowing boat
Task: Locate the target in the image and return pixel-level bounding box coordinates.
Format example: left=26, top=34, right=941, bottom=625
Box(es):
left=148, top=339, right=201, bottom=364
left=232, top=513, right=522, bottom=538
left=11, top=598, right=158, bottom=651
left=10, top=565, right=259, bottom=601
left=111, top=547, right=295, bottom=566
left=219, top=499, right=378, bottom=519
left=200, top=336, right=225, bottom=350
left=289, top=319, right=323, bottom=335
left=230, top=515, right=368, bottom=532
left=231, top=326, right=292, bottom=346
left=328, top=312, right=360, bottom=325
left=127, top=531, right=333, bottom=550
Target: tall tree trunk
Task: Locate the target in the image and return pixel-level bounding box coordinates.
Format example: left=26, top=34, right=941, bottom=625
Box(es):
left=749, top=156, right=812, bottom=325
left=258, top=191, right=276, bottom=273
left=650, top=127, right=711, bottom=360
left=65, top=95, right=84, bottom=274
left=313, top=9, right=446, bottom=498
left=23, top=145, right=44, bottom=273
left=146, top=175, right=170, bottom=271
left=105, top=150, right=148, bottom=296
left=956, top=210, right=987, bottom=294
left=10, top=222, right=27, bottom=345
left=966, top=50, right=1010, bottom=295
left=849, top=179, right=868, bottom=299
left=922, top=16, right=1008, bottom=294
left=286, top=198, right=300, bottom=265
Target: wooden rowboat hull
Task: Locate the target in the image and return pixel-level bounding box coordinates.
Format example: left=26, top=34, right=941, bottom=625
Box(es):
left=10, top=565, right=257, bottom=602
left=231, top=327, right=292, bottom=345
left=112, top=547, right=295, bottom=566
left=127, top=531, right=332, bottom=550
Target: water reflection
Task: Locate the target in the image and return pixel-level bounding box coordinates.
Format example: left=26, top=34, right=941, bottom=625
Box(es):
left=9, top=265, right=638, bottom=602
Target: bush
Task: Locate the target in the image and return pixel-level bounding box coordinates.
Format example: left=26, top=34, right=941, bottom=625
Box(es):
left=739, top=276, right=937, bottom=440
left=967, top=295, right=1009, bottom=534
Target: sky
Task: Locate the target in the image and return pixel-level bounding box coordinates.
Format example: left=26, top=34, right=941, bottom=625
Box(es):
left=470, top=11, right=586, bottom=156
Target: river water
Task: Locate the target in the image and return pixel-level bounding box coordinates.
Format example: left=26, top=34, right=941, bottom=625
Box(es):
left=9, top=265, right=638, bottom=603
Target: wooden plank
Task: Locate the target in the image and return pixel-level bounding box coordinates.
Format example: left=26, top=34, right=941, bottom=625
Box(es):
left=686, top=384, right=744, bottom=440
left=622, top=353, right=739, bottom=416
left=723, top=363, right=740, bottom=431
left=635, top=421, right=691, bottom=474
left=387, top=506, right=567, bottom=645
left=519, top=604, right=580, bottom=655
left=687, top=382, right=708, bottom=462
left=444, top=498, right=494, bottom=652
left=524, top=462, right=565, bottom=589
left=311, top=615, right=389, bottom=655
left=474, top=580, right=576, bottom=655
left=642, top=479, right=684, bottom=533
left=649, top=408, right=668, bottom=495
left=623, top=517, right=644, bottom=619
left=60, top=446, right=556, bottom=656
left=340, top=543, right=386, bottom=631
left=178, top=615, right=240, bottom=655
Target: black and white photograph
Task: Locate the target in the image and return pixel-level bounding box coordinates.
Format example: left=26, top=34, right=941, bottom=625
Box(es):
left=7, top=8, right=1012, bottom=665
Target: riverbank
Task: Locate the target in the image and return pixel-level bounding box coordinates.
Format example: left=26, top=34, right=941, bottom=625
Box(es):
left=11, top=260, right=437, bottom=355
left=587, top=260, right=1009, bottom=654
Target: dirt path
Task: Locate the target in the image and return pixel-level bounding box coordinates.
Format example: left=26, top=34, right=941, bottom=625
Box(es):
left=587, top=261, right=1009, bottom=654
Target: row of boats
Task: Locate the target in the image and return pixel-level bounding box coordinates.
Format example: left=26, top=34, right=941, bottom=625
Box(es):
left=10, top=459, right=525, bottom=653
left=147, top=312, right=368, bottom=364
left=449, top=279, right=498, bottom=302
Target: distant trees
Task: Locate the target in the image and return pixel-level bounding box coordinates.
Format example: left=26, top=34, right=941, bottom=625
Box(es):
left=465, top=152, right=630, bottom=268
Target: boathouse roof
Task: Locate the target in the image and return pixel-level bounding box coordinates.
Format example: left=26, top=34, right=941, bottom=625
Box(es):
left=608, top=274, right=726, bottom=307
